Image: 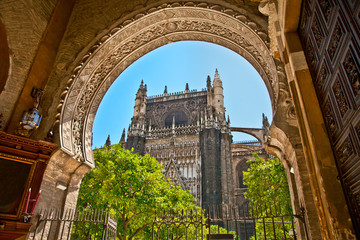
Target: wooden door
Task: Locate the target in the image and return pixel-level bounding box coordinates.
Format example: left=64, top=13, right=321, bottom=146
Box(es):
left=299, top=0, right=360, bottom=237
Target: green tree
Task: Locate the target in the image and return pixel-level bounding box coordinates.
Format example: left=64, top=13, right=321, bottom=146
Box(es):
left=243, top=153, right=294, bottom=240
left=77, top=144, right=197, bottom=240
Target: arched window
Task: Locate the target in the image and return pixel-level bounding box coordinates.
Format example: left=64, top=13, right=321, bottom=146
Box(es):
left=165, top=111, right=188, bottom=127
left=236, top=160, right=249, bottom=189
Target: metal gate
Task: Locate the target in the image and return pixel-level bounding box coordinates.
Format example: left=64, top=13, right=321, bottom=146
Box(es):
left=28, top=208, right=117, bottom=240
left=152, top=203, right=307, bottom=240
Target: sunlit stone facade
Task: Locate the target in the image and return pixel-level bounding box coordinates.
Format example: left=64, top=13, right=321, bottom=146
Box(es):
left=126, top=70, right=235, bottom=207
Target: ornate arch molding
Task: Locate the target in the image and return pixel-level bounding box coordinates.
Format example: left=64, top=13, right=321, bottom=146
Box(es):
left=60, top=4, right=280, bottom=165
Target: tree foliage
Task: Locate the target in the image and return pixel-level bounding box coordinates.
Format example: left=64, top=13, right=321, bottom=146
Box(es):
left=77, top=144, right=197, bottom=239
left=243, top=153, right=294, bottom=239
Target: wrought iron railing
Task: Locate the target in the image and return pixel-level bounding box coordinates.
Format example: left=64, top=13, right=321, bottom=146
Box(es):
left=28, top=208, right=117, bottom=240
left=152, top=203, right=308, bottom=240
left=27, top=202, right=307, bottom=240
left=153, top=209, right=205, bottom=239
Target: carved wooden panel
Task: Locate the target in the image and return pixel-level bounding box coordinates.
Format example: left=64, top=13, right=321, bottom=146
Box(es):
left=300, top=0, right=360, bottom=237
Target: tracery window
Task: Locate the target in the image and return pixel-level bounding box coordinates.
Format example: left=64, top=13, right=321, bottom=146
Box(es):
left=165, top=111, right=188, bottom=127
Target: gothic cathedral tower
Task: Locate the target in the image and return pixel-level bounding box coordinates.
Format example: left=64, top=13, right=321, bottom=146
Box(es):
left=126, top=70, right=234, bottom=207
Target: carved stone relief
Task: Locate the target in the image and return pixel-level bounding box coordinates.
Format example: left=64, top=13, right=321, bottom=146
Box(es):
left=59, top=3, right=279, bottom=164
left=146, top=96, right=206, bottom=128
left=147, top=142, right=201, bottom=201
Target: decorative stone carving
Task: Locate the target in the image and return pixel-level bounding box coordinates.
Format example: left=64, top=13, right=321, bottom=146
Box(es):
left=164, top=159, right=186, bottom=190
left=59, top=3, right=278, bottom=164
left=146, top=95, right=206, bottom=128
left=147, top=141, right=201, bottom=201
left=232, top=148, right=266, bottom=157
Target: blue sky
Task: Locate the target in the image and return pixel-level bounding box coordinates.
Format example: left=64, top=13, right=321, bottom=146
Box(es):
left=92, top=41, right=272, bottom=148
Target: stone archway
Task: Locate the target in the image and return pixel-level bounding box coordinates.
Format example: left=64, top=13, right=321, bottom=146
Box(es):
left=57, top=3, right=316, bottom=239
left=59, top=4, right=280, bottom=166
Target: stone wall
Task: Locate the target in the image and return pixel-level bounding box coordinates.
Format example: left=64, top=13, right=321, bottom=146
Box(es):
left=125, top=136, right=145, bottom=155
left=34, top=150, right=91, bottom=214
left=232, top=143, right=268, bottom=205
left=0, top=0, right=57, bottom=132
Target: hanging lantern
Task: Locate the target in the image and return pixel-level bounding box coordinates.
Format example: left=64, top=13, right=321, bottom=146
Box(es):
left=20, top=107, right=42, bottom=130
left=17, top=88, right=43, bottom=137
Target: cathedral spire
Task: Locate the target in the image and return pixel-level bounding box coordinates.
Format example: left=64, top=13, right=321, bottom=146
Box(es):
left=212, top=69, right=225, bottom=120
left=185, top=83, right=189, bottom=92
left=164, top=85, right=167, bottom=95
left=120, top=128, right=126, bottom=144
left=213, top=68, right=221, bottom=85
left=105, top=134, right=111, bottom=148
left=133, top=80, right=147, bottom=120
left=206, top=75, right=211, bottom=90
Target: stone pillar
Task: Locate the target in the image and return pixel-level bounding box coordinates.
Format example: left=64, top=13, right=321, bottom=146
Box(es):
left=220, top=132, right=233, bottom=205
left=29, top=149, right=91, bottom=239
left=34, top=149, right=91, bottom=211
left=200, top=128, right=222, bottom=208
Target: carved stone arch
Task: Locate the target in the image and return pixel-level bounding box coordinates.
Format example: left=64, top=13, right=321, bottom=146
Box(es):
left=60, top=4, right=281, bottom=165
left=230, top=127, right=266, bottom=144
left=163, top=108, right=190, bottom=127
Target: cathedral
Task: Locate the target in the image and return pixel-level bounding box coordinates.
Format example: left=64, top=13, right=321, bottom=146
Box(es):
left=126, top=70, right=234, bottom=207
left=124, top=70, right=268, bottom=208
left=0, top=0, right=359, bottom=239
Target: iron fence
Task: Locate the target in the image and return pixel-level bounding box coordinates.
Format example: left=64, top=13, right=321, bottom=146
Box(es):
left=153, top=209, right=205, bottom=239
left=28, top=208, right=117, bottom=240
left=152, top=202, right=308, bottom=240
left=27, top=202, right=307, bottom=240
